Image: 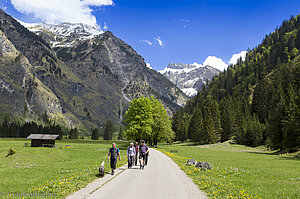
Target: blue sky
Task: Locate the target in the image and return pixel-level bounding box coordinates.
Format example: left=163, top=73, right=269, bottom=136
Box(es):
left=2, top=0, right=300, bottom=70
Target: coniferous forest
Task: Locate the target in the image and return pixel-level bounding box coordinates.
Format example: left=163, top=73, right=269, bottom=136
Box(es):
left=172, top=15, right=300, bottom=151
left=0, top=113, right=80, bottom=139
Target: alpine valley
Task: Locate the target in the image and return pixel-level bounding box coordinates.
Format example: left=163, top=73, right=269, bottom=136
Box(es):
left=0, top=9, right=187, bottom=131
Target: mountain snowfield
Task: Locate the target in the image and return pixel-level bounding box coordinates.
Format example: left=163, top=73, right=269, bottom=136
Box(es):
left=18, top=20, right=104, bottom=48
left=159, top=52, right=247, bottom=97
left=159, top=63, right=221, bottom=97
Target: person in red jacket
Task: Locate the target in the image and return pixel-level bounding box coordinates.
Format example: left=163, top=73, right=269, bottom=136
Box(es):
left=134, top=142, right=139, bottom=166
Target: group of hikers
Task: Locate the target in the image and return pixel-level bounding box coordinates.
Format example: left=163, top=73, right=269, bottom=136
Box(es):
left=107, top=140, right=149, bottom=175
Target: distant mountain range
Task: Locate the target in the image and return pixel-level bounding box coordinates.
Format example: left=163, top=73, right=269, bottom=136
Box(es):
left=0, top=9, right=187, bottom=130
left=159, top=63, right=221, bottom=97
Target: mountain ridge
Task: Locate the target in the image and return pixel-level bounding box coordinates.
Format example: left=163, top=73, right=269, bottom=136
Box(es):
left=0, top=9, right=187, bottom=131
left=18, top=21, right=104, bottom=48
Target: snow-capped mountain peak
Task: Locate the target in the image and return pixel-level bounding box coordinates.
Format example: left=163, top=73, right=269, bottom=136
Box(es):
left=159, top=62, right=220, bottom=97
left=159, top=63, right=204, bottom=75
left=18, top=20, right=104, bottom=48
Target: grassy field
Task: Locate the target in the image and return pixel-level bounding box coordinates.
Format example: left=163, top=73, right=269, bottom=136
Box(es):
left=0, top=138, right=129, bottom=199
left=158, top=142, right=300, bottom=199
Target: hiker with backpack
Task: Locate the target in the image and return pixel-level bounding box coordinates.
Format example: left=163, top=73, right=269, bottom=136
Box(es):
left=139, top=140, right=149, bottom=169
left=107, top=143, right=121, bottom=175
left=127, top=142, right=136, bottom=169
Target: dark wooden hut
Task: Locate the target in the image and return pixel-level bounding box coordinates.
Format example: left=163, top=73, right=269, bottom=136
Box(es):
left=27, top=134, right=59, bottom=147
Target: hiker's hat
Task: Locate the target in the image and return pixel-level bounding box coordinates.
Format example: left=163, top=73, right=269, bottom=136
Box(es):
left=141, top=140, right=145, bottom=143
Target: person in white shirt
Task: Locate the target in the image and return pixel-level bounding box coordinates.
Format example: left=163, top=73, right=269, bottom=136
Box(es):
left=127, top=142, right=136, bottom=169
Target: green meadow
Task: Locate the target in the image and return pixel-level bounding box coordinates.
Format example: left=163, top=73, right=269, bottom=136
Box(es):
left=1, top=138, right=299, bottom=199
left=158, top=142, right=300, bottom=199
left=0, top=138, right=128, bottom=199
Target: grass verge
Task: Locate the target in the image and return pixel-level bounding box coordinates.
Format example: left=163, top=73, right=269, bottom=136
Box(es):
left=158, top=142, right=299, bottom=199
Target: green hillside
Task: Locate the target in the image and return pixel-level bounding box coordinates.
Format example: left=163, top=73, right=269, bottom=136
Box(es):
left=173, top=15, right=300, bottom=151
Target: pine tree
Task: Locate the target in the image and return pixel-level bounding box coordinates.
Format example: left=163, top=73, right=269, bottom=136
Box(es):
left=1, top=115, right=10, bottom=137
left=104, top=120, right=114, bottom=141
left=91, top=128, right=99, bottom=140
left=266, top=83, right=285, bottom=149
left=69, top=128, right=79, bottom=139
left=202, top=96, right=220, bottom=144
left=282, top=84, right=299, bottom=150
left=295, top=29, right=300, bottom=49
left=118, top=126, right=124, bottom=140
left=172, top=110, right=190, bottom=142
left=172, top=110, right=187, bottom=142
left=220, top=96, right=235, bottom=142
left=188, top=107, right=203, bottom=142
left=211, top=98, right=222, bottom=142
left=233, top=97, right=250, bottom=144
left=252, top=79, right=273, bottom=123
left=242, top=115, right=265, bottom=147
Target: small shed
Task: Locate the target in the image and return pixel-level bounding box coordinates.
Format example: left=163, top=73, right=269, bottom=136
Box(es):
left=27, top=134, right=59, bottom=148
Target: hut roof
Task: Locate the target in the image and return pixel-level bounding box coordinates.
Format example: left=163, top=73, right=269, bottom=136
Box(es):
left=27, top=134, right=59, bottom=140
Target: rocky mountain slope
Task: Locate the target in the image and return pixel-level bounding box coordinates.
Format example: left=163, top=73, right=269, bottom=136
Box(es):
left=159, top=63, right=220, bottom=97
left=0, top=9, right=187, bottom=130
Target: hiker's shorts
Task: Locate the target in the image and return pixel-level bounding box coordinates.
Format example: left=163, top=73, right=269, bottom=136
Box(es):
left=139, top=154, right=146, bottom=160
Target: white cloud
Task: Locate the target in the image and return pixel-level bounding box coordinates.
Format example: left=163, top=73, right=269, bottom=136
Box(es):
left=141, top=37, right=165, bottom=47
left=203, top=56, right=228, bottom=71
left=156, top=36, right=165, bottom=47
left=103, top=22, right=108, bottom=30
left=180, top=19, right=190, bottom=23
left=10, top=0, right=114, bottom=27
left=229, top=51, right=247, bottom=65
left=199, top=51, right=247, bottom=71
left=141, top=39, right=153, bottom=46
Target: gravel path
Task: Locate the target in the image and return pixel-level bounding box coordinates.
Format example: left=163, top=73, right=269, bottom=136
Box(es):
left=67, top=148, right=207, bottom=199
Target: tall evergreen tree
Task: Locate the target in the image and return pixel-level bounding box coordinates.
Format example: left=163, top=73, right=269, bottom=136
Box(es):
left=69, top=127, right=79, bottom=139
left=202, top=96, right=221, bottom=144
left=188, top=107, right=203, bottom=142
left=242, top=115, right=265, bottom=147
left=266, top=83, right=285, bottom=149
left=91, top=128, right=99, bottom=140
left=220, top=96, right=235, bottom=142
left=118, top=126, right=124, bottom=140
left=172, top=110, right=190, bottom=142
left=104, top=120, right=114, bottom=141
left=282, top=84, right=299, bottom=150
left=252, top=79, right=273, bottom=123
left=295, top=29, right=300, bottom=49
left=1, top=115, right=10, bottom=137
